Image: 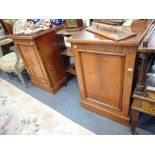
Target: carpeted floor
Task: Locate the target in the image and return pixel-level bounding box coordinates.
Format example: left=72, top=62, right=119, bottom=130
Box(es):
left=0, top=78, right=94, bottom=135
left=0, top=71, right=154, bottom=135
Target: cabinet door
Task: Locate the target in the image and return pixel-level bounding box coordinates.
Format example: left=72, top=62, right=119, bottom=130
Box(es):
left=16, top=41, right=51, bottom=86
left=73, top=47, right=126, bottom=114
left=83, top=52, right=125, bottom=111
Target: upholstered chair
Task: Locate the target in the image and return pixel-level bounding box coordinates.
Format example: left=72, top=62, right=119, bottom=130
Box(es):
left=0, top=39, right=26, bottom=86
left=0, top=38, right=13, bottom=57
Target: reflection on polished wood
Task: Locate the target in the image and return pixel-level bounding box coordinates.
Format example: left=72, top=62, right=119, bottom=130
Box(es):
left=10, top=25, right=66, bottom=93
left=68, top=19, right=153, bottom=125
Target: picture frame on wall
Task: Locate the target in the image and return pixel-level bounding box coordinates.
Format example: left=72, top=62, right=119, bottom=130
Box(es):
left=65, top=19, right=84, bottom=32
left=65, top=19, right=83, bottom=28
left=66, top=19, right=78, bottom=28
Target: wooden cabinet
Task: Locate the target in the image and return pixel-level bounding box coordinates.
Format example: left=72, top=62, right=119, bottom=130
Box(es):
left=10, top=25, right=66, bottom=93
left=68, top=20, right=153, bottom=125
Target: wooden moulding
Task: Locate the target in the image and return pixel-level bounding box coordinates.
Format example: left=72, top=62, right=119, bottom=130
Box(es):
left=68, top=20, right=154, bottom=47
left=86, top=26, right=136, bottom=41
left=81, top=101, right=129, bottom=126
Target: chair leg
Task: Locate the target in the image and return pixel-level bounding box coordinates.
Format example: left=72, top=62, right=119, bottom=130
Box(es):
left=0, top=69, right=3, bottom=76
left=7, top=73, right=13, bottom=79
left=16, top=71, right=26, bottom=87
left=130, top=109, right=140, bottom=134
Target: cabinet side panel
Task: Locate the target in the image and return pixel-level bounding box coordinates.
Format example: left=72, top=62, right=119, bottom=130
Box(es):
left=36, top=33, right=66, bottom=85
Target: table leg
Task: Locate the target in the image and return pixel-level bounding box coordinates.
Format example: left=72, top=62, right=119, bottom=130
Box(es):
left=136, top=53, right=149, bottom=97
left=130, top=109, right=140, bottom=134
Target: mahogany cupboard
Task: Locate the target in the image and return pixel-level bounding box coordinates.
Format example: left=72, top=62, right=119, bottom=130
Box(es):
left=10, top=25, right=66, bottom=93
left=68, top=20, right=153, bottom=125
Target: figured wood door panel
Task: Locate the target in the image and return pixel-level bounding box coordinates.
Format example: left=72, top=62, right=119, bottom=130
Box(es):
left=79, top=50, right=125, bottom=111
left=17, top=45, right=48, bottom=84
left=36, top=33, right=65, bottom=85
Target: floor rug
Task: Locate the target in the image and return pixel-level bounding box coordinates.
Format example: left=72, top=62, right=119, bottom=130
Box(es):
left=0, top=78, right=94, bottom=135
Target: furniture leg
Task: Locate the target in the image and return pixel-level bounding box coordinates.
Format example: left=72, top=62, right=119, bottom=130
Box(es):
left=130, top=109, right=140, bottom=134
left=16, top=71, right=26, bottom=86
left=7, top=73, right=13, bottom=79
left=136, top=53, right=149, bottom=96
left=10, top=72, right=16, bottom=77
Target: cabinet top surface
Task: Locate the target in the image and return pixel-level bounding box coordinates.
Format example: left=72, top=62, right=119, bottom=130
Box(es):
left=68, top=20, right=153, bottom=46
left=9, top=25, right=64, bottom=40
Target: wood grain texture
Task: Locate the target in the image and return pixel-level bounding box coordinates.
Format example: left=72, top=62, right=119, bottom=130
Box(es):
left=68, top=20, right=153, bottom=46
left=72, top=44, right=137, bottom=125
left=131, top=21, right=155, bottom=132
left=10, top=26, right=66, bottom=93
left=36, top=33, right=66, bottom=86
left=131, top=93, right=155, bottom=134
left=86, top=26, right=136, bottom=41
left=79, top=50, right=125, bottom=111
left=70, top=20, right=153, bottom=125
